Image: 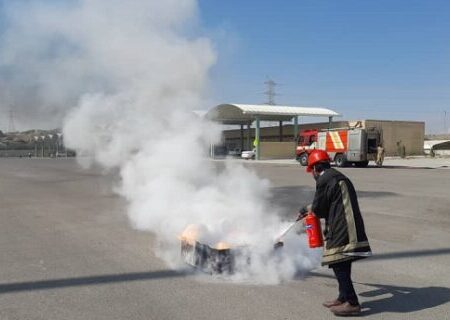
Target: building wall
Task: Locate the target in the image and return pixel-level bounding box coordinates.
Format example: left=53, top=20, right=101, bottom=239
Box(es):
left=363, top=120, right=425, bottom=156
left=260, top=142, right=296, bottom=159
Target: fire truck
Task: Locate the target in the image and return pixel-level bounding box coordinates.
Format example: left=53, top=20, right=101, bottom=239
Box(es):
left=295, top=127, right=382, bottom=167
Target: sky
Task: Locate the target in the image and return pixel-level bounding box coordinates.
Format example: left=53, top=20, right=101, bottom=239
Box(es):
left=199, top=0, right=450, bottom=133
left=0, top=0, right=449, bottom=134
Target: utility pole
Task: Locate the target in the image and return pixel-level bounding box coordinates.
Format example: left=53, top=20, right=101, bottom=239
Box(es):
left=48, top=134, right=54, bottom=157
left=444, top=110, right=448, bottom=134
left=57, top=133, right=63, bottom=156
left=8, top=109, right=16, bottom=133
left=41, top=136, right=45, bottom=157
left=34, top=136, right=39, bottom=157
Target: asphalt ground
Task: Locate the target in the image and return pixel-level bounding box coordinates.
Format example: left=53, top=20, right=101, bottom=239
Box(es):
left=0, top=158, right=449, bottom=320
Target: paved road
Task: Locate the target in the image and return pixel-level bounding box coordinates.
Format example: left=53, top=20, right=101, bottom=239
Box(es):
left=0, top=158, right=449, bottom=319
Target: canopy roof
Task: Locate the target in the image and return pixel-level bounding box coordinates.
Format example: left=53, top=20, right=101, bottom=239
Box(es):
left=206, top=103, right=340, bottom=125
left=424, top=140, right=450, bottom=150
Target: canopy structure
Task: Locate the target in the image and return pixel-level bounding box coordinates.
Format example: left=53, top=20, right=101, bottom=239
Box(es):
left=206, top=104, right=340, bottom=160
left=424, top=140, right=450, bottom=155
left=206, top=104, right=340, bottom=125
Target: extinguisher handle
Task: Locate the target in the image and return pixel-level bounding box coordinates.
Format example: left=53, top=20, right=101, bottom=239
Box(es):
left=296, top=211, right=308, bottom=221
left=297, top=205, right=311, bottom=220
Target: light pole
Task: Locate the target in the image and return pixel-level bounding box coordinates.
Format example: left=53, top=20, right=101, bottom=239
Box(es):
left=57, top=133, right=65, bottom=156
left=48, top=134, right=54, bottom=157
left=55, top=133, right=60, bottom=157
left=445, top=110, right=448, bottom=134
left=34, top=136, right=39, bottom=157
left=40, top=135, right=46, bottom=157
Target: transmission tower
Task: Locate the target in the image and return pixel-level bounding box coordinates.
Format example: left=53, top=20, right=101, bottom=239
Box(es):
left=264, top=78, right=278, bottom=105
left=8, top=109, right=16, bottom=133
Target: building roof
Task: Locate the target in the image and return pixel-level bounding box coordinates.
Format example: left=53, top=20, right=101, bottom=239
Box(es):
left=205, top=103, right=340, bottom=125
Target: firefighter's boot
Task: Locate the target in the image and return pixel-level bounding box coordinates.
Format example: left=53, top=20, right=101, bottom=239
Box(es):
left=322, top=299, right=344, bottom=308
left=330, top=302, right=361, bottom=316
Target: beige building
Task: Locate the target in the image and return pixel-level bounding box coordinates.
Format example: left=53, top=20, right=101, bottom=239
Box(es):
left=222, top=120, right=424, bottom=159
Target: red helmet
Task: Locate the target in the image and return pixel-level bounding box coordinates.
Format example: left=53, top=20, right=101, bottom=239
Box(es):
left=306, top=149, right=330, bottom=172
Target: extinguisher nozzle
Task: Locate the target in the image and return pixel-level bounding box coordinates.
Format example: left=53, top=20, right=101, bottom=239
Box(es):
left=273, top=241, right=284, bottom=250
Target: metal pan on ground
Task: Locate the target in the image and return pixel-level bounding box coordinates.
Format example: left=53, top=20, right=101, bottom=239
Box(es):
left=180, top=239, right=250, bottom=274
left=178, top=221, right=306, bottom=275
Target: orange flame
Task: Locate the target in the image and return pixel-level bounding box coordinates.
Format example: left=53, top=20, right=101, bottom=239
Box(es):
left=178, top=224, right=201, bottom=245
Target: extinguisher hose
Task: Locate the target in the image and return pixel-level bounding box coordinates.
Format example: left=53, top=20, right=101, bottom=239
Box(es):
left=274, top=216, right=307, bottom=245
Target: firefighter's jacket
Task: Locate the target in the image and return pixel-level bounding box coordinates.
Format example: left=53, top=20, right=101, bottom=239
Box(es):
left=311, top=168, right=371, bottom=266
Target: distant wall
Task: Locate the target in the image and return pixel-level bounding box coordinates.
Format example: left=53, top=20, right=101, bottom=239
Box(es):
left=260, top=142, right=296, bottom=159
left=364, top=120, right=424, bottom=156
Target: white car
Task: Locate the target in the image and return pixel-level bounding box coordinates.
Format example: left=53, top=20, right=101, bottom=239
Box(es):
left=241, top=149, right=255, bottom=160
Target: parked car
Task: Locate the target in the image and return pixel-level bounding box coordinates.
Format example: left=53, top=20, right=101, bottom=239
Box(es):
left=241, top=149, right=255, bottom=160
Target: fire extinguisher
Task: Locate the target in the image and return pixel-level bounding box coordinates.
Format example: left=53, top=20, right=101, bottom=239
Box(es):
left=303, top=212, right=324, bottom=248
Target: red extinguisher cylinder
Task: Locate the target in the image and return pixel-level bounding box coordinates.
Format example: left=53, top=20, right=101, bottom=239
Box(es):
left=304, top=212, right=324, bottom=248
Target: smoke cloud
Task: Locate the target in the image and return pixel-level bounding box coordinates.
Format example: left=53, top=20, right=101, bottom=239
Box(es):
left=0, top=0, right=321, bottom=283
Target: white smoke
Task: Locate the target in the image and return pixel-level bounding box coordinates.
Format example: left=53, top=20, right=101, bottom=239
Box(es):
left=0, top=0, right=321, bottom=283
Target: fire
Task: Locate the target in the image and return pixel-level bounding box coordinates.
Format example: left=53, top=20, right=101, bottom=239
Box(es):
left=214, top=242, right=231, bottom=250
left=178, top=224, right=202, bottom=245
left=179, top=224, right=233, bottom=250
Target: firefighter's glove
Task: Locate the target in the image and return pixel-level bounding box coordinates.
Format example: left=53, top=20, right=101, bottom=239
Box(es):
left=297, top=206, right=308, bottom=221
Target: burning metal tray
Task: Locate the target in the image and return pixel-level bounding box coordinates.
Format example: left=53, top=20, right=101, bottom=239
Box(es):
left=181, top=239, right=237, bottom=274
left=179, top=224, right=246, bottom=274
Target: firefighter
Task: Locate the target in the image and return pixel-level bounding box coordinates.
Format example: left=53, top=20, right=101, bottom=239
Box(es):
left=376, top=143, right=385, bottom=167
left=299, top=149, right=371, bottom=316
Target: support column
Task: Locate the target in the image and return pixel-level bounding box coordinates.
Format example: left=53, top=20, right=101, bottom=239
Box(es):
left=293, top=116, right=299, bottom=143
left=210, top=143, right=215, bottom=158
left=246, top=123, right=251, bottom=150
left=240, top=124, right=244, bottom=151
left=255, top=116, right=260, bottom=160
left=279, top=121, right=283, bottom=142
left=328, top=116, right=333, bottom=129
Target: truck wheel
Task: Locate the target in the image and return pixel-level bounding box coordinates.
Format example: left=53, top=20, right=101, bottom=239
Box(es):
left=299, top=153, right=308, bottom=166
left=355, top=161, right=369, bottom=168
left=334, top=154, right=347, bottom=167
